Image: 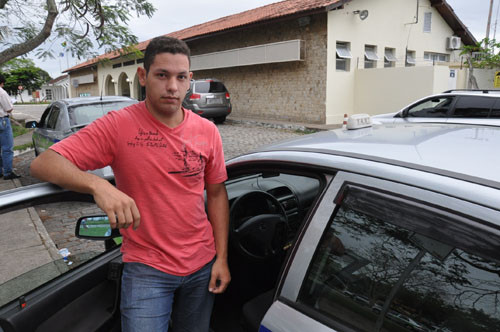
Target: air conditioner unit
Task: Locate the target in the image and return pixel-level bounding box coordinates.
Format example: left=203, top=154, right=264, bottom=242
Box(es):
left=447, top=36, right=461, bottom=50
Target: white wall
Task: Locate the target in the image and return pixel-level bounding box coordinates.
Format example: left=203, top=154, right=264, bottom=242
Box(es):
left=326, top=0, right=460, bottom=123
left=354, top=65, right=450, bottom=115
left=473, top=68, right=500, bottom=90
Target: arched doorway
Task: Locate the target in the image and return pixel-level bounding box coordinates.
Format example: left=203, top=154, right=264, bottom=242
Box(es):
left=118, top=73, right=131, bottom=97
left=105, top=75, right=116, bottom=96
left=134, top=73, right=145, bottom=101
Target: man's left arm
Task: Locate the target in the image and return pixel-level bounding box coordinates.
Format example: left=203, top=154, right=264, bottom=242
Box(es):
left=206, top=182, right=231, bottom=294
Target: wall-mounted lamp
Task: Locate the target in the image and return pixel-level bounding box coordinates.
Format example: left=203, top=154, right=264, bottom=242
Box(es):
left=353, top=10, right=369, bottom=20
left=111, top=78, right=115, bottom=83
left=126, top=77, right=130, bottom=83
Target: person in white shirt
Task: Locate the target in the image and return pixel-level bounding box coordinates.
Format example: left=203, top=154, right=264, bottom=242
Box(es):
left=0, top=73, right=20, bottom=180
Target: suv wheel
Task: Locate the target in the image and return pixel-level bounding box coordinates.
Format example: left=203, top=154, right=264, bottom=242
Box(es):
left=214, top=116, right=226, bottom=124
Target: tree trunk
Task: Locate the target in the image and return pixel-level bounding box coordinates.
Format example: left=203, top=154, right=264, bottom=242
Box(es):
left=0, top=0, right=58, bottom=66
left=467, top=56, right=479, bottom=89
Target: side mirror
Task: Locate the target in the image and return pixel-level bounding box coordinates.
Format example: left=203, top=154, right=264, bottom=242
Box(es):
left=75, top=215, right=120, bottom=240
left=25, top=120, right=38, bottom=128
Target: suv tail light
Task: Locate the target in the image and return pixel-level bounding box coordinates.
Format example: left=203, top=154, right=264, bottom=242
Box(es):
left=190, top=93, right=201, bottom=100
left=225, top=92, right=230, bottom=99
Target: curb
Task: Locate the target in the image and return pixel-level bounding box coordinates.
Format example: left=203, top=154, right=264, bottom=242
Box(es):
left=14, top=147, right=34, bottom=157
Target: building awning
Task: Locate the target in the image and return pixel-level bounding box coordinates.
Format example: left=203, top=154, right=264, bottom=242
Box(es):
left=406, top=54, right=416, bottom=65
left=336, top=44, right=352, bottom=59
left=364, top=49, right=379, bottom=61
left=384, top=50, right=397, bottom=62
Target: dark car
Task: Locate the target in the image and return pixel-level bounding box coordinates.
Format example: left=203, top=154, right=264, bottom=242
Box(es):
left=182, top=79, right=232, bottom=124
left=1, top=118, right=500, bottom=331
left=25, top=96, right=138, bottom=178
left=372, top=90, right=500, bottom=126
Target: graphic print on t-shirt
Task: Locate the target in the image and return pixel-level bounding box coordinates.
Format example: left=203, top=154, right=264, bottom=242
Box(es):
left=169, top=146, right=205, bottom=177
left=127, top=128, right=167, bottom=148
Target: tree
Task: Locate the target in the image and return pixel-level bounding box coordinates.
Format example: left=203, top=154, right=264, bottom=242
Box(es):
left=1, top=58, right=51, bottom=99
left=0, top=0, right=155, bottom=66
left=460, top=38, right=500, bottom=89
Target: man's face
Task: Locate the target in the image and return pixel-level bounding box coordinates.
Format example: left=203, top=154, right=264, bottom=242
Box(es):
left=138, top=52, right=192, bottom=118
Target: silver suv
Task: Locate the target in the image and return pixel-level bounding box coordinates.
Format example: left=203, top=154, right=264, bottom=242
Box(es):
left=182, top=79, right=232, bottom=124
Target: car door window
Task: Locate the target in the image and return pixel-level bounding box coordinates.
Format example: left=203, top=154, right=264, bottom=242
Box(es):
left=452, top=96, right=495, bottom=118
left=37, top=107, right=52, bottom=128
left=298, top=185, right=500, bottom=332
left=0, top=196, right=110, bottom=307
left=46, top=106, right=61, bottom=130
left=490, top=99, right=500, bottom=118
left=406, top=97, right=453, bottom=117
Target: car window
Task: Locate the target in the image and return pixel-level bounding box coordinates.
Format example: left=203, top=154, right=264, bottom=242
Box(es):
left=194, top=82, right=227, bottom=94
left=38, top=107, right=51, bottom=128
left=298, top=185, right=500, bottom=332
left=406, top=97, right=453, bottom=117
left=0, top=198, right=110, bottom=307
left=46, top=106, right=61, bottom=130
left=489, top=99, right=500, bottom=118
left=452, top=96, right=495, bottom=118
left=68, top=100, right=137, bottom=127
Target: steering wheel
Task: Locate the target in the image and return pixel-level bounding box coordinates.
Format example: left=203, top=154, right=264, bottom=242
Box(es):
left=229, top=190, right=289, bottom=260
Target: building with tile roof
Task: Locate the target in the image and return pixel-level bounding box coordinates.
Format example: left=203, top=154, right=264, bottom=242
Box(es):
left=65, top=0, right=476, bottom=125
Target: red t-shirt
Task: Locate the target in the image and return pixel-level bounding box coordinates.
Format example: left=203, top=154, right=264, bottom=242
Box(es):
left=51, top=102, right=227, bottom=276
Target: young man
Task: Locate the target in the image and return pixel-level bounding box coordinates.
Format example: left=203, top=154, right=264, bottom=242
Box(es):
left=30, top=36, right=230, bottom=331
left=0, top=73, right=21, bottom=180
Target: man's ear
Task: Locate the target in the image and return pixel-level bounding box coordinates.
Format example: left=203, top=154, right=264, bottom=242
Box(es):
left=189, top=72, right=193, bottom=80
left=137, top=67, right=147, bottom=87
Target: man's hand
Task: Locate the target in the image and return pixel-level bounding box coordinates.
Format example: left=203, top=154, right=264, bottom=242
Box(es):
left=30, top=149, right=141, bottom=230
left=92, top=179, right=141, bottom=230
left=209, top=257, right=231, bottom=294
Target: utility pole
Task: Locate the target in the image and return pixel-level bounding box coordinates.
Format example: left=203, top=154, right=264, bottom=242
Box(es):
left=486, top=0, right=495, bottom=40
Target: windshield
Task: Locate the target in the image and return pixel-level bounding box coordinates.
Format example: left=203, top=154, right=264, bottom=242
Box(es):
left=68, top=100, right=137, bottom=127
left=194, top=82, right=227, bottom=93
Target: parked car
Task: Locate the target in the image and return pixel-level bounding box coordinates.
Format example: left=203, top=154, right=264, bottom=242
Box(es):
left=372, top=90, right=500, bottom=126
left=182, top=79, right=231, bottom=124
left=2, top=118, right=500, bottom=331
left=25, top=96, right=138, bottom=177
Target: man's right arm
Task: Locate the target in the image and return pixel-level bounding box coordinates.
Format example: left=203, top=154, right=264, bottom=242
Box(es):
left=30, top=149, right=140, bottom=229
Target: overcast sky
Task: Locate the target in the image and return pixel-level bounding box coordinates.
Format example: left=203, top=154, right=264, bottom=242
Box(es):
left=35, top=0, right=492, bottom=78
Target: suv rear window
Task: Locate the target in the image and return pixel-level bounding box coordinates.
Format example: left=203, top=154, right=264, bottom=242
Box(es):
left=453, top=96, right=495, bottom=118
left=194, top=82, right=227, bottom=93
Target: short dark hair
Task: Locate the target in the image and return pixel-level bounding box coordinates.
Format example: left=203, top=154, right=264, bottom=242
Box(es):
left=0, top=73, right=5, bottom=85
left=143, top=36, right=191, bottom=73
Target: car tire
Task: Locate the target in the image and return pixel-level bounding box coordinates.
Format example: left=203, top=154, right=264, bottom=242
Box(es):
left=214, top=116, right=226, bottom=124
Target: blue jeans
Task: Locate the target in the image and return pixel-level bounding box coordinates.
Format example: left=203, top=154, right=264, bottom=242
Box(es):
left=0, top=117, right=14, bottom=175
left=121, top=259, right=215, bottom=332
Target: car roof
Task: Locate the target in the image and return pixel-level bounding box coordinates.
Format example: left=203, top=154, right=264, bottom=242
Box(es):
left=254, top=123, right=500, bottom=188
left=55, top=96, right=137, bottom=107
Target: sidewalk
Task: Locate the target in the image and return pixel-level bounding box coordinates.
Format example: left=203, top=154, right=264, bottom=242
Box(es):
left=1, top=131, right=59, bottom=289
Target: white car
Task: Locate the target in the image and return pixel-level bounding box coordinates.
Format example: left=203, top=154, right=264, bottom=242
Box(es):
left=372, top=90, right=500, bottom=126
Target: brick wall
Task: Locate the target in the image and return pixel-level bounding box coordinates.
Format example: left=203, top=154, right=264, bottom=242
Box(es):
left=188, top=14, right=327, bottom=124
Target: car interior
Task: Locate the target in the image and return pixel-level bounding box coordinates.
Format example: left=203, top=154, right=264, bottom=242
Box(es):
left=211, top=168, right=324, bottom=331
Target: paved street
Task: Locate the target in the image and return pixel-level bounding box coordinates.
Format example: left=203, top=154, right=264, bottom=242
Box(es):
left=11, top=120, right=304, bottom=259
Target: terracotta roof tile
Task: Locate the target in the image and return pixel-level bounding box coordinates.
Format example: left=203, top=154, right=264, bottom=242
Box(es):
left=65, top=0, right=341, bottom=72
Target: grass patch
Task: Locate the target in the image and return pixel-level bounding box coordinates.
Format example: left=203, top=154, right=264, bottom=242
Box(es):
left=12, top=121, right=30, bottom=138
left=13, top=142, right=33, bottom=151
